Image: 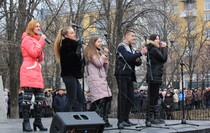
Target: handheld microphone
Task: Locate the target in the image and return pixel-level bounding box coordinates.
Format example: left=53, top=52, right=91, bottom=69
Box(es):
left=144, top=36, right=147, bottom=42
left=72, top=23, right=82, bottom=29
left=39, top=32, right=50, bottom=44
left=102, top=46, right=112, bottom=56
left=104, top=34, right=108, bottom=39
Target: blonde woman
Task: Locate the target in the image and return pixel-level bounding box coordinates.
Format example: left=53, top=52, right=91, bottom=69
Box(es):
left=54, top=27, right=85, bottom=112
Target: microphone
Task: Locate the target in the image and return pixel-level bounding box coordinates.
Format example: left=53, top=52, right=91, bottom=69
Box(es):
left=144, top=36, right=147, bottom=42
left=72, top=23, right=82, bottom=29
left=104, top=34, right=108, bottom=39
left=102, top=46, right=112, bottom=56
left=39, top=32, right=50, bottom=44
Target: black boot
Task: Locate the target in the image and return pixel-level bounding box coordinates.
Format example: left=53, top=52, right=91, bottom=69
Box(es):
left=22, top=105, right=32, bottom=132
left=33, top=105, right=48, bottom=131
left=103, top=97, right=113, bottom=128
left=145, top=106, right=154, bottom=127
left=152, top=105, right=165, bottom=124
left=104, top=117, right=113, bottom=128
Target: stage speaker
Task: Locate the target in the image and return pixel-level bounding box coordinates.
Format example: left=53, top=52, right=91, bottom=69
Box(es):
left=50, top=111, right=105, bottom=133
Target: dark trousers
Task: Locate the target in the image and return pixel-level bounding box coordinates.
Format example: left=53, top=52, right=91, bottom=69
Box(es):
left=116, top=77, right=134, bottom=123
left=148, top=83, right=160, bottom=106
left=62, top=76, right=85, bottom=111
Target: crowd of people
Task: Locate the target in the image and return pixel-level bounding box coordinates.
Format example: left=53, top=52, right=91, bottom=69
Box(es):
left=132, top=87, right=210, bottom=120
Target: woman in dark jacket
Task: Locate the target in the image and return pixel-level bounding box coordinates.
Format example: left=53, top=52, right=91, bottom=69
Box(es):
left=164, top=91, right=174, bottom=119
left=54, top=27, right=85, bottom=112
left=145, top=34, right=168, bottom=126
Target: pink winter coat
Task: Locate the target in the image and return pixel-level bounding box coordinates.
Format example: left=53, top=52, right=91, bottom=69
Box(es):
left=86, top=54, right=112, bottom=103
left=20, top=33, right=46, bottom=89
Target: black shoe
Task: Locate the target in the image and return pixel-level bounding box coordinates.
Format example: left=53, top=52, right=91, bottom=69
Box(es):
left=105, top=122, right=113, bottom=128
left=121, top=121, right=131, bottom=127
left=117, top=123, right=124, bottom=129
left=125, top=120, right=137, bottom=126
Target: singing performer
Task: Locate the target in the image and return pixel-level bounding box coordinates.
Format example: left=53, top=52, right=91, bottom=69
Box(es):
left=84, top=36, right=112, bottom=127
left=144, top=34, right=168, bottom=126
left=115, top=29, right=147, bottom=129
left=54, top=27, right=85, bottom=112
left=20, top=19, right=48, bottom=132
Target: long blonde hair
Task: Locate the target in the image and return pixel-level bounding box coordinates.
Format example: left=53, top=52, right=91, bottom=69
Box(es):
left=84, top=36, right=100, bottom=64
left=54, top=27, right=73, bottom=63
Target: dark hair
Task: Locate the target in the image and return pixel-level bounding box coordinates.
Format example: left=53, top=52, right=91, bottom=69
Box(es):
left=149, top=34, right=160, bottom=41
left=123, top=29, right=135, bottom=37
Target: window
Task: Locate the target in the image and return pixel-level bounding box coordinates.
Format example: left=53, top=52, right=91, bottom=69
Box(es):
left=173, top=4, right=178, bottom=14
left=205, top=0, right=210, bottom=10
left=188, top=21, right=194, bottom=31
left=89, top=16, right=94, bottom=25
left=173, top=22, right=178, bottom=33
left=204, top=12, right=210, bottom=21
left=206, top=28, right=210, bottom=37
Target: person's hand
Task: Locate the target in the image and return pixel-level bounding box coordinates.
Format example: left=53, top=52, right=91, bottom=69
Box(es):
left=160, top=42, right=167, bottom=47
left=140, top=47, right=147, bottom=55
left=103, top=47, right=109, bottom=57
left=40, top=34, right=47, bottom=40
left=104, top=57, right=109, bottom=64
left=135, top=57, right=140, bottom=62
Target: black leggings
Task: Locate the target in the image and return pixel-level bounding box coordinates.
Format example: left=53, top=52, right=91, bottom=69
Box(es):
left=90, top=97, right=112, bottom=117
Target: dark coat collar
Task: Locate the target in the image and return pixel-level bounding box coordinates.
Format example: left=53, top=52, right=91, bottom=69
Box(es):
left=62, top=38, right=78, bottom=45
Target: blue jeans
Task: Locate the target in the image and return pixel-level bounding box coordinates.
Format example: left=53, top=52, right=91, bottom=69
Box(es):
left=62, top=76, right=85, bottom=111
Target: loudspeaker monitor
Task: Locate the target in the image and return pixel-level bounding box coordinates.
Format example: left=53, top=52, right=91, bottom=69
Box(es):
left=50, top=111, right=105, bottom=133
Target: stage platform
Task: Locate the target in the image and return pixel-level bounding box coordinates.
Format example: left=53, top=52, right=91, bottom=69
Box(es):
left=0, top=118, right=210, bottom=133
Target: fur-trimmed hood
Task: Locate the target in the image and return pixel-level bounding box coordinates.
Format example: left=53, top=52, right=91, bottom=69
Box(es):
left=143, top=40, right=160, bottom=48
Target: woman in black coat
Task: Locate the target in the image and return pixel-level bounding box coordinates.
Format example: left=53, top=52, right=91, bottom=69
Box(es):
left=145, top=34, right=168, bottom=126
left=54, top=27, right=85, bottom=112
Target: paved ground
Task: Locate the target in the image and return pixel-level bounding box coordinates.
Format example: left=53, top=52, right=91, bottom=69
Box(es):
left=0, top=117, right=210, bottom=133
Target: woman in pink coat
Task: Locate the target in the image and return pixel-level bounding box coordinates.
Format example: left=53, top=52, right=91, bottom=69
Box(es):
left=19, top=19, right=47, bottom=132
left=84, top=36, right=112, bottom=127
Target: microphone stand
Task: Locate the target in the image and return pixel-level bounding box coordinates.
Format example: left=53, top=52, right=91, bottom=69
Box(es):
left=165, top=59, right=199, bottom=127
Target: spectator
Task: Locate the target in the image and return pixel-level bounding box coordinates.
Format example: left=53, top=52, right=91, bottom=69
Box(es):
left=53, top=88, right=68, bottom=112
left=19, top=90, right=24, bottom=118
left=44, top=91, right=53, bottom=117
left=186, top=90, right=193, bottom=110
left=164, top=91, right=174, bottom=119
left=178, top=89, right=186, bottom=110
left=192, top=88, right=199, bottom=109
left=4, top=90, right=9, bottom=118
left=173, top=89, right=179, bottom=110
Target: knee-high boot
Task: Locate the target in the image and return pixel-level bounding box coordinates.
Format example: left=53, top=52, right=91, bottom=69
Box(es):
left=145, top=106, right=154, bottom=127
left=22, top=105, right=32, bottom=132
left=33, top=105, right=47, bottom=131
left=152, top=105, right=165, bottom=124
